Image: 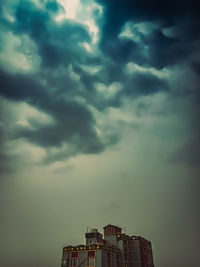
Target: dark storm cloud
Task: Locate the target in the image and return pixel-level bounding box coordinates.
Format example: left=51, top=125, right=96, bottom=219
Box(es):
left=0, top=0, right=200, bottom=168
left=147, top=30, right=183, bottom=69
left=96, top=0, right=200, bottom=35
left=0, top=0, right=107, bottom=168
left=100, top=25, right=190, bottom=69
left=95, top=70, right=169, bottom=110
left=72, top=60, right=169, bottom=110
left=124, top=72, right=169, bottom=96
left=96, top=0, right=200, bottom=68
left=0, top=69, right=45, bottom=101
left=0, top=68, right=105, bottom=164
left=95, top=0, right=200, bottom=165
left=102, top=38, right=144, bottom=65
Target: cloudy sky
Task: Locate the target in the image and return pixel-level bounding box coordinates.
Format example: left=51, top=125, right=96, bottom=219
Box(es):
left=0, top=0, right=199, bottom=266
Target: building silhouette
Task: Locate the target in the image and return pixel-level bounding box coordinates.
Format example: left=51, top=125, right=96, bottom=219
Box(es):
left=61, top=224, right=154, bottom=267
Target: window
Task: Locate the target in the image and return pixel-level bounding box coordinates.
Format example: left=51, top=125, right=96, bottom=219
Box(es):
left=62, top=259, right=67, bottom=266
left=70, top=251, right=78, bottom=266
left=62, top=259, right=69, bottom=267
left=87, top=251, right=95, bottom=266
left=87, top=258, right=95, bottom=266
left=71, top=252, right=78, bottom=258
left=70, top=258, right=78, bottom=266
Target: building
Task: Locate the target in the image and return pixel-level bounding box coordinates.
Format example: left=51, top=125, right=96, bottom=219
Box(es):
left=61, top=224, right=154, bottom=267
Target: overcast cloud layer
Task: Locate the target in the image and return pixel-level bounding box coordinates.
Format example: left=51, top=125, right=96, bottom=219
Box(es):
left=0, top=1, right=199, bottom=267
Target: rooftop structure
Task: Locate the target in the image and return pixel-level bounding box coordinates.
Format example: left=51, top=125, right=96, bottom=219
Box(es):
left=61, top=224, right=154, bottom=267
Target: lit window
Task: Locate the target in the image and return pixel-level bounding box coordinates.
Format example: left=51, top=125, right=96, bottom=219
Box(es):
left=62, top=259, right=70, bottom=267
left=62, top=259, right=67, bottom=266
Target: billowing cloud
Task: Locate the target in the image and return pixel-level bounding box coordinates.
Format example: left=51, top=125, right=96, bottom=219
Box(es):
left=0, top=0, right=103, bottom=168
left=0, top=0, right=199, bottom=171
left=0, top=0, right=176, bottom=170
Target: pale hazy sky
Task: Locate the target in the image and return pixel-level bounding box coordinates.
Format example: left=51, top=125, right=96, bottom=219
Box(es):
left=0, top=1, right=199, bottom=267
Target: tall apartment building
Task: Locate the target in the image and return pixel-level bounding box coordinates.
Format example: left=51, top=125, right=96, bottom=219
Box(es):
left=61, top=224, right=154, bottom=267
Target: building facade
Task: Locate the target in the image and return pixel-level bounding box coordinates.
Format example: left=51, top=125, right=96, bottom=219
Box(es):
left=61, top=224, right=154, bottom=267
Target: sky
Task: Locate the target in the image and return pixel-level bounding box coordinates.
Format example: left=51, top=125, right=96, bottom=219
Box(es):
left=0, top=0, right=199, bottom=266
